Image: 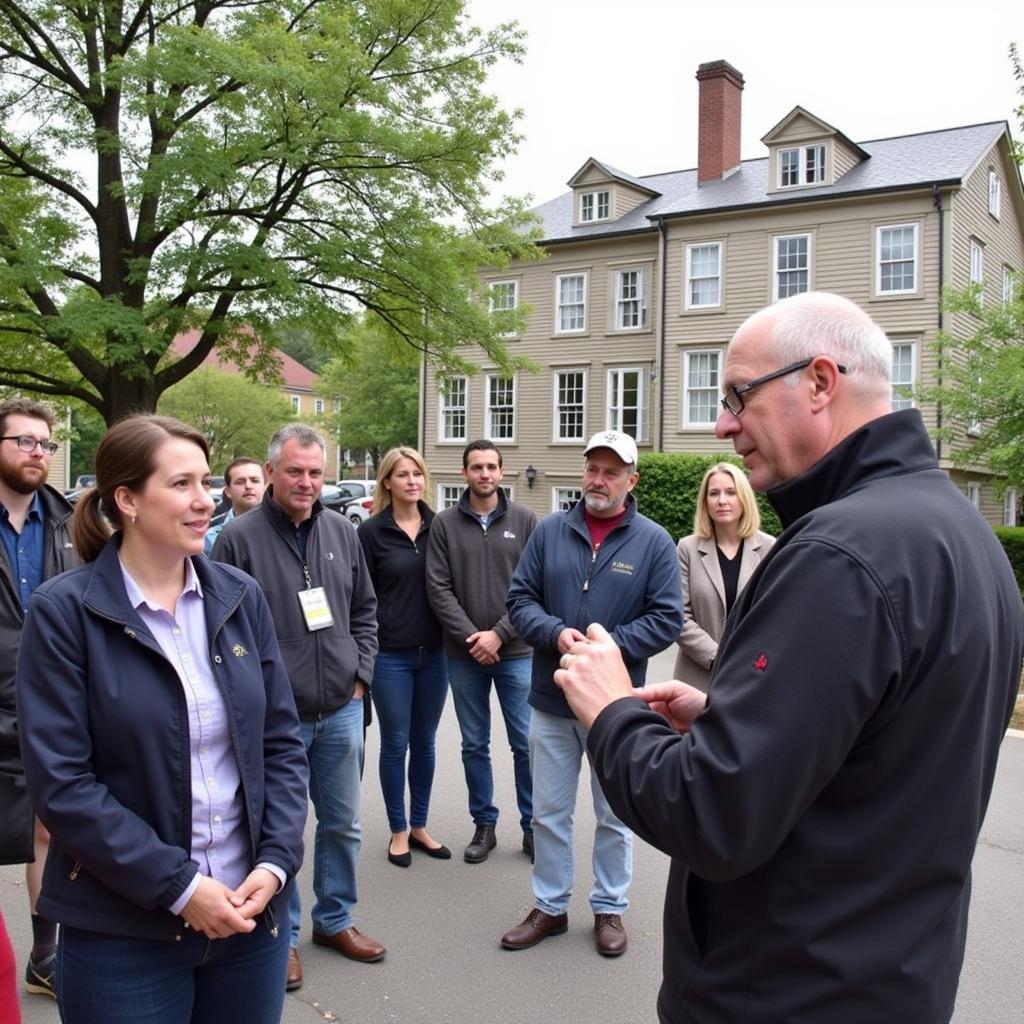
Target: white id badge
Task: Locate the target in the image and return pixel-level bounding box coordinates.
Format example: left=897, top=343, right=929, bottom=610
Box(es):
left=298, top=587, right=335, bottom=631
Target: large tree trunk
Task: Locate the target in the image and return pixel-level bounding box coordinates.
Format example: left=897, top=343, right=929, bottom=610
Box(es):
left=98, top=370, right=161, bottom=425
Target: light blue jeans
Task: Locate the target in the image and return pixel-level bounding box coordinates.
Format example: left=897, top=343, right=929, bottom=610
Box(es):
left=529, top=708, right=632, bottom=917
left=447, top=656, right=532, bottom=833
left=289, top=698, right=364, bottom=945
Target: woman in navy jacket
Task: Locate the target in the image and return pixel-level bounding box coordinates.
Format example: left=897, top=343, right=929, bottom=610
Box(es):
left=15, top=415, right=308, bottom=1024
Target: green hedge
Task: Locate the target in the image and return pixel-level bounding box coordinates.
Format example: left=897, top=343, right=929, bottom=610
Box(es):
left=994, top=527, right=1024, bottom=597
left=635, top=453, right=782, bottom=542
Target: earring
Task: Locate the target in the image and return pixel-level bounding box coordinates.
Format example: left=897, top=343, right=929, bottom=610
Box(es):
left=131, top=513, right=137, bottom=527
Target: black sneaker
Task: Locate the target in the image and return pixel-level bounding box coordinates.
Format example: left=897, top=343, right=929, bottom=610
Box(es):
left=464, top=824, right=497, bottom=863
left=522, top=830, right=535, bottom=863
left=25, top=950, right=56, bottom=998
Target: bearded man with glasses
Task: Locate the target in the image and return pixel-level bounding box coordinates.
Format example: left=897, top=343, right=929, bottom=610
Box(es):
left=553, top=292, right=1023, bottom=1024
left=0, top=398, right=78, bottom=1000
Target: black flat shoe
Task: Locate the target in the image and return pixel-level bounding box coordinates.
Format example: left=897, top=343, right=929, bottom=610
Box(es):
left=409, top=834, right=452, bottom=860
left=387, top=838, right=411, bottom=867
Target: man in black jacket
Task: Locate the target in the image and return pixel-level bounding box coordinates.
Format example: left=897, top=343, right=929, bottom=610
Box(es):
left=0, top=398, right=77, bottom=998
left=555, top=292, right=1024, bottom=1023
left=212, top=423, right=382, bottom=993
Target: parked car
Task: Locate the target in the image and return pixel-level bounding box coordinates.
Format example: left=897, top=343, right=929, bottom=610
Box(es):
left=73, top=474, right=96, bottom=489
left=323, top=479, right=375, bottom=525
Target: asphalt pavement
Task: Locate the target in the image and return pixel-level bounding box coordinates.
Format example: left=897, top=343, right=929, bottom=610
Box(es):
left=3, top=644, right=1022, bottom=1023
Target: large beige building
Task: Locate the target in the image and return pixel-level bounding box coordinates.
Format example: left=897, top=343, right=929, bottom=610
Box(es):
left=421, top=60, right=1024, bottom=525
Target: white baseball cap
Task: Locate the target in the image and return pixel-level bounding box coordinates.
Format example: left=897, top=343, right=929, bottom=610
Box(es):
left=583, top=430, right=639, bottom=466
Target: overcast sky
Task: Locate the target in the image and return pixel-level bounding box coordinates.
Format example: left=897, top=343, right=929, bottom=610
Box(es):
left=468, top=0, right=1022, bottom=208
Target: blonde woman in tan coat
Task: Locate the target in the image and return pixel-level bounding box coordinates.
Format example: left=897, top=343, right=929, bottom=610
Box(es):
left=674, top=463, right=774, bottom=693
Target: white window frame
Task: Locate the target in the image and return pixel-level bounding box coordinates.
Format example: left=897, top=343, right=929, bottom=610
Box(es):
left=890, top=341, right=916, bottom=411
left=485, top=374, right=516, bottom=443
left=1004, top=266, right=1015, bottom=307
left=970, top=239, right=984, bottom=303
left=876, top=224, right=918, bottom=295
left=552, top=369, right=588, bottom=442
left=778, top=144, right=826, bottom=188
left=437, top=484, right=462, bottom=509
left=1003, top=488, right=1018, bottom=527
left=580, top=189, right=610, bottom=223
left=773, top=233, right=812, bottom=301
left=554, top=272, right=587, bottom=334
left=613, top=267, right=648, bottom=330
left=966, top=481, right=981, bottom=508
left=684, top=242, right=722, bottom=310
left=552, top=487, right=583, bottom=513
left=314, top=398, right=325, bottom=415
left=290, top=395, right=301, bottom=413
left=438, top=375, right=468, bottom=443
left=606, top=367, right=647, bottom=443
left=989, top=170, right=1001, bottom=219
left=488, top=279, right=518, bottom=313
left=682, top=348, right=723, bottom=427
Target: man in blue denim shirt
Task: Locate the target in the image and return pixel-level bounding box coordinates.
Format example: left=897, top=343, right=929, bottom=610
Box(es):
left=0, top=398, right=77, bottom=999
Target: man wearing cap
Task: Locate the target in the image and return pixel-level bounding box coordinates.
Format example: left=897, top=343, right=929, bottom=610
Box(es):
left=499, top=431, right=682, bottom=957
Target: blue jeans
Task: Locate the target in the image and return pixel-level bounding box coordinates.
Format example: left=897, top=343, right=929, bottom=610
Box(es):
left=447, top=656, right=532, bottom=832
left=56, top=920, right=288, bottom=1024
left=529, top=708, right=633, bottom=917
left=289, top=698, right=364, bottom=945
left=371, top=647, right=449, bottom=833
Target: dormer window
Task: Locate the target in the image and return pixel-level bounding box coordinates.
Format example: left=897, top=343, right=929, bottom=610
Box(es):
left=779, top=144, right=825, bottom=188
left=580, top=190, right=610, bottom=222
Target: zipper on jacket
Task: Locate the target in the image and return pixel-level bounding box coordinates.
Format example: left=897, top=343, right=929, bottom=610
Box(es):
left=582, top=547, right=598, bottom=592
left=68, top=860, right=81, bottom=880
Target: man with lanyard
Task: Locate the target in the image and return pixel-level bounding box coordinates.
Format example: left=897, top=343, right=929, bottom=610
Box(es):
left=0, top=398, right=77, bottom=998
left=499, top=430, right=682, bottom=957
left=211, top=423, right=382, bottom=993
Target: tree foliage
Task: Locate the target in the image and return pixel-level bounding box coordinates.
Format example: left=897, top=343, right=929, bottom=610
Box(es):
left=157, top=367, right=295, bottom=471
left=317, top=316, right=418, bottom=468
left=0, top=0, right=539, bottom=424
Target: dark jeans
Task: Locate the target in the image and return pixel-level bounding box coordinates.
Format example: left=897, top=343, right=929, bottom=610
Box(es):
left=56, top=919, right=288, bottom=1024
left=371, top=647, right=449, bottom=833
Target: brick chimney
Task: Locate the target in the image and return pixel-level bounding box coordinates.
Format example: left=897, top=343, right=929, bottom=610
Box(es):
left=696, top=60, right=744, bottom=184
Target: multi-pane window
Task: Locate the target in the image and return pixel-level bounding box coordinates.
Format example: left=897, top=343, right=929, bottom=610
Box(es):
left=970, top=239, right=984, bottom=303
left=554, top=370, right=586, bottom=441
left=438, top=485, right=462, bottom=510
left=556, top=273, right=587, bottom=333
left=1003, top=488, right=1018, bottom=527
left=290, top=395, right=301, bottom=413
left=553, top=487, right=583, bottom=512
left=485, top=375, right=515, bottom=442
left=989, top=170, right=1001, bottom=219
left=439, top=376, right=467, bottom=442
left=489, top=280, right=518, bottom=312
left=890, top=342, right=916, bottom=411
left=878, top=224, right=917, bottom=294
left=580, top=190, right=610, bottom=222
left=683, top=349, right=722, bottom=426
left=685, top=242, right=722, bottom=309
left=779, top=145, right=825, bottom=187
left=774, top=234, right=811, bottom=300
left=615, top=268, right=647, bottom=329
left=607, top=368, right=646, bottom=442
left=314, top=398, right=325, bottom=414
left=966, top=481, right=981, bottom=508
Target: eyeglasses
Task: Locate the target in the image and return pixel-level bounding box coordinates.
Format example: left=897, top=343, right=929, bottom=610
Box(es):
left=720, top=358, right=847, bottom=416
left=1, top=434, right=59, bottom=456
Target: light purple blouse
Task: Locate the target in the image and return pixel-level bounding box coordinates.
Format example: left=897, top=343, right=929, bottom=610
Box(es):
left=120, top=558, right=284, bottom=915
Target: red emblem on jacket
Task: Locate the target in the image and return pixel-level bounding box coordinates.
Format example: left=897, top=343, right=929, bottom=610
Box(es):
left=753, top=653, right=768, bottom=671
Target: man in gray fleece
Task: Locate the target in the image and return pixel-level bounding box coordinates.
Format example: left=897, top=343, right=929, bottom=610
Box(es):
left=425, top=441, right=537, bottom=864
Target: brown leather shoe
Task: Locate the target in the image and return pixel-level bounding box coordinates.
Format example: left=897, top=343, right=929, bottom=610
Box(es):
left=500, top=909, right=568, bottom=950
left=286, top=948, right=303, bottom=991
left=594, top=913, right=627, bottom=957
left=312, top=926, right=385, bottom=963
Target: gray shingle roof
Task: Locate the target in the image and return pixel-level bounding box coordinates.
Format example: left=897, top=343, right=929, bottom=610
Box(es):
left=533, top=122, right=1007, bottom=244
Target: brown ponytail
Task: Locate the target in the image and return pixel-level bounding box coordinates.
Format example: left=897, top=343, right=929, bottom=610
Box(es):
left=71, top=415, right=210, bottom=563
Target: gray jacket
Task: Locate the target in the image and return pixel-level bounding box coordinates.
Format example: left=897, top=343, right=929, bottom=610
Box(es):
left=1, top=485, right=77, bottom=864
left=425, top=490, right=536, bottom=661
left=211, top=489, right=378, bottom=720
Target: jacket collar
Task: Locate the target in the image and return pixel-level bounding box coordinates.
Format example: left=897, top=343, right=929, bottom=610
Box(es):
left=261, top=486, right=323, bottom=532
left=82, top=536, right=245, bottom=632
left=379, top=499, right=434, bottom=532
left=768, top=409, right=937, bottom=530
left=456, top=487, right=509, bottom=521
